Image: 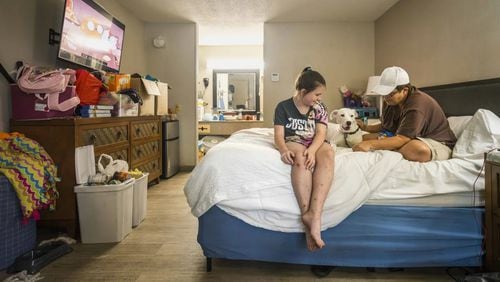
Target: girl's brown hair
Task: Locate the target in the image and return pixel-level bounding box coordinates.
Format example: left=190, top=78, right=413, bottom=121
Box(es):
left=295, top=67, right=326, bottom=94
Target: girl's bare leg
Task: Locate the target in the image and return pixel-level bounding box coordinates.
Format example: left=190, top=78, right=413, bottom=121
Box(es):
left=302, top=143, right=335, bottom=250
left=285, top=142, right=317, bottom=251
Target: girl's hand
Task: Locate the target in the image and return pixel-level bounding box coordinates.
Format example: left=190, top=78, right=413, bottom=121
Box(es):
left=303, top=149, right=316, bottom=170
left=280, top=150, right=295, bottom=165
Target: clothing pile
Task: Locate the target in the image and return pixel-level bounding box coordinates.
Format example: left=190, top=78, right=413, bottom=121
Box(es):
left=0, top=132, right=59, bottom=221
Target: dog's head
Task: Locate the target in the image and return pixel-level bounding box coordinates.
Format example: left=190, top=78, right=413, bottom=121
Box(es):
left=329, top=108, right=359, bottom=133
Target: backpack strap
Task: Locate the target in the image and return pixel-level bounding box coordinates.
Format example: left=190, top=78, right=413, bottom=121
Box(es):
left=46, top=88, right=80, bottom=112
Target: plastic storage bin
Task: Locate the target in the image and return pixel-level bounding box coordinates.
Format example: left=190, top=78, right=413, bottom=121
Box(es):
left=74, top=178, right=134, bottom=243
left=10, top=85, right=77, bottom=120
left=132, top=173, right=149, bottom=227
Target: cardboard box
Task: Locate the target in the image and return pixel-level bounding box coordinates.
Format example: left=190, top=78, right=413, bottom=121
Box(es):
left=156, top=82, right=169, bottom=116
left=113, top=94, right=138, bottom=117
left=104, top=73, right=131, bottom=92
left=130, top=78, right=159, bottom=116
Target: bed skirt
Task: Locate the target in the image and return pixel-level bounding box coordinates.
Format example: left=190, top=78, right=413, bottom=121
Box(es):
left=198, top=205, right=483, bottom=267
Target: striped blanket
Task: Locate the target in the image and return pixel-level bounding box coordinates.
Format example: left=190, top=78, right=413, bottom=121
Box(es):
left=0, top=133, right=59, bottom=221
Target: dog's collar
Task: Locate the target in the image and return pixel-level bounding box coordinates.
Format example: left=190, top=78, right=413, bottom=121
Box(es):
left=343, top=127, right=360, bottom=135
left=343, top=127, right=361, bottom=148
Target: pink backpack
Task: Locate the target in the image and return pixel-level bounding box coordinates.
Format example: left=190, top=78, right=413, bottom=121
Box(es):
left=16, top=66, right=80, bottom=112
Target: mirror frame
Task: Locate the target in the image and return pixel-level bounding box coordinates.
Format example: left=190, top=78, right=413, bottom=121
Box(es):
left=212, top=69, right=260, bottom=114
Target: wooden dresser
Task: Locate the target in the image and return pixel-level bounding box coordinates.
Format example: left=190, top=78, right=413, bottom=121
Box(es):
left=10, top=116, right=162, bottom=238
left=485, top=151, right=500, bottom=271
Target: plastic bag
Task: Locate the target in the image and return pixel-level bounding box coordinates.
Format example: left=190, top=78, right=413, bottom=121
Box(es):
left=76, top=70, right=105, bottom=105
left=97, top=154, right=129, bottom=178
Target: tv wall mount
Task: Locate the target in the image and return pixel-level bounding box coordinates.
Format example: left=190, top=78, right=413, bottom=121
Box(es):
left=49, top=28, right=60, bottom=45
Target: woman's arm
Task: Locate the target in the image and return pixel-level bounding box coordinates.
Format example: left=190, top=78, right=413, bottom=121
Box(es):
left=352, top=134, right=411, bottom=152
left=357, top=119, right=382, bottom=133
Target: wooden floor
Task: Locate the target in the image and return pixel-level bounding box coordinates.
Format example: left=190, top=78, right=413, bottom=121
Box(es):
left=1, top=172, right=465, bottom=281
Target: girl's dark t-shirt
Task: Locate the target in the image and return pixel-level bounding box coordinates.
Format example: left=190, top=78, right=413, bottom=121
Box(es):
left=274, top=98, right=328, bottom=147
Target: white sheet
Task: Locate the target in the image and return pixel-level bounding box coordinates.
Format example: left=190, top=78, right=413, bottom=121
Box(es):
left=185, top=109, right=497, bottom=233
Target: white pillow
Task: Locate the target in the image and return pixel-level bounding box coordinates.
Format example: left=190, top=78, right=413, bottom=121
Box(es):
left=452, top=109, right=500, bottom=160
left=447, top=116, right=473, bottom=139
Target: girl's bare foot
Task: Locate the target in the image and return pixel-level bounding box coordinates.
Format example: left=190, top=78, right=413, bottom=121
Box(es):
left=305, top=229, right=318, bottom=251
left=302, top=211, right=325, bottom=250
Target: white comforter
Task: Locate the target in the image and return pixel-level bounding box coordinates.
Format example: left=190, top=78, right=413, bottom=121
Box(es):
left=185, top=127, right=486, bottom=232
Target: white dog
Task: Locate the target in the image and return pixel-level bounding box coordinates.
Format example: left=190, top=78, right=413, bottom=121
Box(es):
left=327, top=108, right=367, bottom=148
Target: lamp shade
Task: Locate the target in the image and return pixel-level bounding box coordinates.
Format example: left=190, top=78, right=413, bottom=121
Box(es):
left=365, top=76, right=381, bottom=96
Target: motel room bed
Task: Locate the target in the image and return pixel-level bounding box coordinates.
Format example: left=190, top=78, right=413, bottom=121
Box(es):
left=184, top=78, right=500, bottom=271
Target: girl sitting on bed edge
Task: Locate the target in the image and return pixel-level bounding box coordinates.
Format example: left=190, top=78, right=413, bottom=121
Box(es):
left=273, top=67, right=334, bottom=251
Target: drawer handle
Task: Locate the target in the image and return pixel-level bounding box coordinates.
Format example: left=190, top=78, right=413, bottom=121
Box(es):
left=152, top=144, right=157, bottom=151
left=136, top=128, right=141, bottom=135
left=117, top=155, right=123, bottom=160
left=116, top=131, right=122, bottom=139
left=152, top=125, right=156, bottom=132
left=89, top=134, right=96, bottom=144
left=152, top=163, right=156, bottom=169
left=137, top=149, right=142, bottom=155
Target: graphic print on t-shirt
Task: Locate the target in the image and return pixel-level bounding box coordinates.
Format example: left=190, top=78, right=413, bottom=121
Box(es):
left=286, top=110, right=316, bottom=142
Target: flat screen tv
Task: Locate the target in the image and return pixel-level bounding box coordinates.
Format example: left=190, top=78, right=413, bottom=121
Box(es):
left=58, top=0, right=125, bottom=73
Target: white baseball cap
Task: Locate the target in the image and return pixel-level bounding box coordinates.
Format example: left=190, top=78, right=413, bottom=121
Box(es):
left=371, top=66, right=410, bottom=96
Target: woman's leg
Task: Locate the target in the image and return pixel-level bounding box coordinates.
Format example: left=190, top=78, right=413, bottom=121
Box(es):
left=285, top=142, right=316, bottom=250
left=302, top=143, right=335, bottom=250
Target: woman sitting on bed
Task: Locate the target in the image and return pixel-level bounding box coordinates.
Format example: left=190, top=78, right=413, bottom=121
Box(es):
left=273, top=67, right=334, bottom=251
left=354, top=66, right=457, bottom=162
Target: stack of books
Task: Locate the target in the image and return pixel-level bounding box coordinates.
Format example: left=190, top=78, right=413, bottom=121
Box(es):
left=79, top=105, right=113, bottom=118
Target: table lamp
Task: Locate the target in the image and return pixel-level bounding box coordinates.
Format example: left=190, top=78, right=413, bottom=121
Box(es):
left=365, top=76, right=382, bottom=117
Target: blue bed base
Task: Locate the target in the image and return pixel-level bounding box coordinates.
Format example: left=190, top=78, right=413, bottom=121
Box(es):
left=198, top=205, right=483, bottom=268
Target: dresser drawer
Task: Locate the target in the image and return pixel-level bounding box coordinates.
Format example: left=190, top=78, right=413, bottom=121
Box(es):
left=78, top=124, right=129, bottom=149
left=134, top=158, right=161, bottom=177
left=131, top=140, right=160, bottom=164
left=131, top=121, right=160, bottom=140
left=103, top=148, right=129, bottom=162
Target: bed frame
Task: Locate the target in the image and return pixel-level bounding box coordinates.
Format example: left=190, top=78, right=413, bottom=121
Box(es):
left=197, top=77, right=500, bottom=272
left=421, top=77, right=500, bottom=116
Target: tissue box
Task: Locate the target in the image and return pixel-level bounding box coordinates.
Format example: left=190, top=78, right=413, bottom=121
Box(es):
left=113, top=94, right=139, bottom=117
left=104, top=74, right=131, bottom=92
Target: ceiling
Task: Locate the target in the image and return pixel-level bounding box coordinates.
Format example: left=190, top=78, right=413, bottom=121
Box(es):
left=117, top=0, right=400, bottom=45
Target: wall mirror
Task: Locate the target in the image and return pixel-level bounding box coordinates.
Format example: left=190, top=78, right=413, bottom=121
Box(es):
left=213, top=69, right=260, bottom=113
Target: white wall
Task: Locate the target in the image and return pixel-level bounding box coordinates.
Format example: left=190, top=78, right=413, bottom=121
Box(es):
left=375, top=0, right=500, bottom=86
left=263, top=22, right=375, bottom=127
left=144, top=23, right=197, bottom=169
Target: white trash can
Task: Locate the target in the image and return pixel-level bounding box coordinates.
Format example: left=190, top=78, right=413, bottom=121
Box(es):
left=74, top=178, right=134, bottom=243
left=132, top=173, right=149, bottom=227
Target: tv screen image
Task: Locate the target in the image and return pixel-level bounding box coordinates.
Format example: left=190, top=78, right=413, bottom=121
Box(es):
left=58, top=0, right=125, bottom=73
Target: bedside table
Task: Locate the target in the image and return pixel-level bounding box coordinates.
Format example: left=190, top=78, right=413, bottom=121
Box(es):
left=485, top=150, right=500, bottom=271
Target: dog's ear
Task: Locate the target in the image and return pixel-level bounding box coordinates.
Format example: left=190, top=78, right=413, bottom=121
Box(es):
left=329, top=110, right=339, bottom=123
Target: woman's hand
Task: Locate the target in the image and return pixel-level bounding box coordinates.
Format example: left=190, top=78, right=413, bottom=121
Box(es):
left=356, top=119, right=366, bottom=131
left=352, top=141, right=373, bottom=152
left=303, top=149, right=316, bottom=170
left=280, top=150, right=295, bottom=165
